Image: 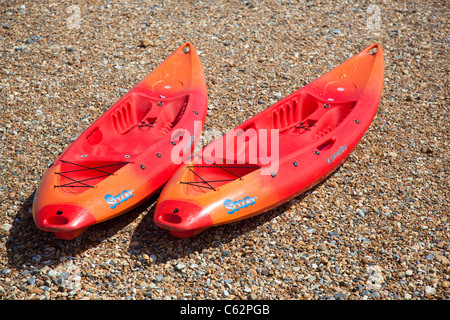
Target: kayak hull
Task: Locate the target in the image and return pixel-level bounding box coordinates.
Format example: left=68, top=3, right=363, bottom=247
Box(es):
left=32, top=43, right=208, bottom=239
left=154, top=44, right=384, bottom=237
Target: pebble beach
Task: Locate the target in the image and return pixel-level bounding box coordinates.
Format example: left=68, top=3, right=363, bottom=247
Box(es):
left=0, top=0, right=448, bottom=302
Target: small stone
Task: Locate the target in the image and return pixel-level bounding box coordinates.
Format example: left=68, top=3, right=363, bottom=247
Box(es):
left=139, top=39, right=152, bottom=47
left=175, top=263, right=186, bottom=271
left=405, top=270, right=413, bottom=276
left=222, top=250, right=231, bottom=257
left=435, top=255, right=450, bottom=265
left=436, top=241, right=446, bottom=249
left=387, top=151, right=397, bottom=158
left=25, top=36, right=42, bottom=44
left=334, top=292, right=348, bottom=300
left=328, top=231, right=339, bottom=238
left=405, top=95, right=414, bottom=101
left=331, top=29, right=341, bottom=35
left=48, top=270, right=59, bottom=278
left=425, top=286, right=436, bottom=296
left=420, top=146, right=433, bottom=154
left=29, top=287, right=43, bottom=295
left=1, top=223, right=12, bottom=231
left=274, top=92, right=282, bottom=99
left=327, top=181, right=338, bottom=188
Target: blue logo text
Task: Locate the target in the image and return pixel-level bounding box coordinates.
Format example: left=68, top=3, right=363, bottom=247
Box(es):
left=224, top=196, right=257, bottom=214
left=105, top=189, right=134, bottom=209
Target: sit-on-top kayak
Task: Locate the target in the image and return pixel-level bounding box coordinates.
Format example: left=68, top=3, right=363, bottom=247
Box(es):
left=32, top=43, right=208, bottom=239
left=154, top=44, right=384, bottom=238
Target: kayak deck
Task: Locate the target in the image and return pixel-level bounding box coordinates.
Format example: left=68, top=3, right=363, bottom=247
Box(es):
left=154, top=44, right=384, bottom=237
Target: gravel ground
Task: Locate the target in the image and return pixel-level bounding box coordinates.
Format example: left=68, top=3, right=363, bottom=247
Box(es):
left=0, top=0, right=448, bottom=301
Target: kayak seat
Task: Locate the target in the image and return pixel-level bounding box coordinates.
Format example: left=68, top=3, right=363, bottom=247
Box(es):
left=111, top=92, right=153, bottom=135
left=271, top=92, right=319, bottom=131
left=308, top=100, right=356, bottom=140
left=154, top=96, right=189, bottom=134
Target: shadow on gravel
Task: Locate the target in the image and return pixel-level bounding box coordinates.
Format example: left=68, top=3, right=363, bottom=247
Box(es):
left=128, top=181, right=325, bottom=264
left=126, top=160, right=351, bottom=265
left=4, top=189, right=153, bottom=272
left=5, top=168, right=333, bottom=272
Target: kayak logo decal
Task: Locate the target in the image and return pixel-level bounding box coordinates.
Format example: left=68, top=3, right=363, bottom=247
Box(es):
left=326, top=145, right=347, bottom=164
left=105, top=189, right=135, bottom=209
left=224, top=196, right=257, bottom=214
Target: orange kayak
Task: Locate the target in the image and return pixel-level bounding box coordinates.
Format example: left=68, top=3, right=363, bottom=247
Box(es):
left=32, top=43, right=208, bottom=239
left=154, top=44, right=384, bottom=238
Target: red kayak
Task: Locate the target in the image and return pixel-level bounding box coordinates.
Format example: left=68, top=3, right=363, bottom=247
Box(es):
left=32, top=43, right=208, bottom=239
left=154, top=44, right=384, bottom=237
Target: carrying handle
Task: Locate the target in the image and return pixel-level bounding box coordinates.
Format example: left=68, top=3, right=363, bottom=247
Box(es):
left=360, top=43, right=380, bottom=56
